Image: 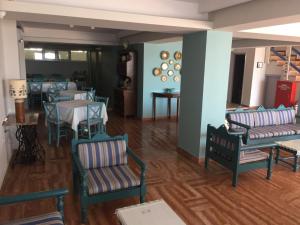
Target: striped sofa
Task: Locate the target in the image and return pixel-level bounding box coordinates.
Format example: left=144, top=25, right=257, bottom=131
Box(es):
left=205, top=124, right=273, bottom=187
left=71, top=134, right=146, bottom=224
left=226, top=105, right=300, bottom=145
left=0, top=189, right=68, bottom=225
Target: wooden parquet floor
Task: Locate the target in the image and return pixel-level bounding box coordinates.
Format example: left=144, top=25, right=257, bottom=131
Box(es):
left=1, top=113, right=300, bottom=225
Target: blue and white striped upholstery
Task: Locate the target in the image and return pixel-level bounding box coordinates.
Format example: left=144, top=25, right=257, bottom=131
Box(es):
left=285, top=124, right=300, bottom=134
left=249, top=125, right=298, bottom=139
left=87, top=165, right=140, bottom=195
left=254, top=111, right=277, bottom=127
left=211, top=134, right=235, bottom=151
left=227, top=112, right=255, bottom=129
left=276, top=109, right=296, bottom=125
left=249, top=127, right=274, bottom=139
left=239, top=150, right=269, bottom=164
left=3, top=212, right=63, bottom=225
left=78, top=140, right=127, bottom=169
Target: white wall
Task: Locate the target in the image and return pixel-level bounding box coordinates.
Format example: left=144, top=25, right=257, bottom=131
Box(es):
left=229, top=47, right=266, bottom=107
left=0, top=19, right=21, bottom=187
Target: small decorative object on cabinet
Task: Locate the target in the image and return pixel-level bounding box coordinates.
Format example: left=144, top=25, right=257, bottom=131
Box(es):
left=114, top=88, right=136, bottom=117
left=160, top=51, right=169, bottom=60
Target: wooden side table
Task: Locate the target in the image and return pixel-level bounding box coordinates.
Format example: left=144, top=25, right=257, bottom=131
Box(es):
left=152, top=92, right=180, bottom=120
left=3, top=112, right=45, bottom=167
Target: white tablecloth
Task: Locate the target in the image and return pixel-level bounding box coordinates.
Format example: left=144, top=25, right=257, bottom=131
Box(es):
left=42, top=82, right=77, bottom=92
left=60, top=90, right=87, bottom=100
left=57, top=100, right=108, bottom=132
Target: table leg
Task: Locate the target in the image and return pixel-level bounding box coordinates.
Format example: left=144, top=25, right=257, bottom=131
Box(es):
left=153, top=96, right=156, bottom=120
left=294, top=155, right=299, bottom=172
left=176, top=97, right=180, bottom=121
left=13, top=125, right=45, bottom=167
left=275, top=147, right=280, bottom=164
left=168, top=97, right=171, bottom=119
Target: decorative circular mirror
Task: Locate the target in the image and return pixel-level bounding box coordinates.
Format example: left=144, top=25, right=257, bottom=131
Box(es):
left=167, top=70, right=174, bottom=76
left=161, top=62, right=168, bottom=71
left=174, top=51, right=182, bottom=60
left=174, top=75, right=180, bottom=82
left=174, top=63, right=181, bottom=71
left=169, top=60, right=174, bottom=65
left=153, top=68, right=162, bottom=76
left=161, top=75, right=168, bottom=82
left=160, top=51, right=170, bottom=60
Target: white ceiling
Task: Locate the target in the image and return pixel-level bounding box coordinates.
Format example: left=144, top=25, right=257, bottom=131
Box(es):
left=13, top=0, right=253, bottom=20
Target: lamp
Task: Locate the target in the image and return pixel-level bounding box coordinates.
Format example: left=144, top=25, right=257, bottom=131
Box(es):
left=9, top=79, right=27, bottom=123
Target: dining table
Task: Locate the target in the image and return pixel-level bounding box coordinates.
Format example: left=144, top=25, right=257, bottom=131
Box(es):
left=57, top=99, right=108, bottom=139
left=60, top=90, right=87, bottom=100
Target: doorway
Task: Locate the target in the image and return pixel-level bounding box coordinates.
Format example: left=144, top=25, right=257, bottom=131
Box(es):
left=231, top=54, right=245, bottom=104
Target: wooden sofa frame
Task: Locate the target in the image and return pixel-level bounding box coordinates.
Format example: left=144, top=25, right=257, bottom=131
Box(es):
left=205, top=124, right=275, bottom=187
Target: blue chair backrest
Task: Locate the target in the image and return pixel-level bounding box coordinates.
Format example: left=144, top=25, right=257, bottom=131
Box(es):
left=43, top=101, right=59, bottom=124
left=54, top=96, right=73, bottom=102
left=47, top=93, right=58, bottom=102
left=29, top=82, right=42, bottom=93
left=86, top=90, right=95, bottom=101
left=95, top=96, right=109, bottom=107
left=87, top=102, right=103, bottom=125
left=54, top=82, right=68, bottom=91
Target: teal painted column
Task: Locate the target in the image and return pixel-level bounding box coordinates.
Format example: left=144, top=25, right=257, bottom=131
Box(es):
left=178, top=30, right=232, bottom=158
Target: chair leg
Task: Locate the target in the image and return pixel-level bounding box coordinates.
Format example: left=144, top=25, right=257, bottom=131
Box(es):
left=56, top=126, right=60, bottom=148
left=48, top=124, right=52, bottom=145
left=267, top=148, right=273, bottom=180
left=81, top=204, right=88, bottom=224
left=232, top=171, right=238, bottom=187
left=204, top=156, right=209, bottom=169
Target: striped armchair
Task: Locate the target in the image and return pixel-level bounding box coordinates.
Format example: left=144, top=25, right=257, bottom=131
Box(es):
left=0, top=188, right=68, bottom=225
left=205, top=124, right=274, bottom=187
left=72, top=134, right=146, bottom=224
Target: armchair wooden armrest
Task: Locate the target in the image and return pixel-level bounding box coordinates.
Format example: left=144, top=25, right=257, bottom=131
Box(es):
left=0, top=188, right=68, bottom=221
left=127, top=147, right=146, bottom=184
left=73, top=155, right=87, bottom=180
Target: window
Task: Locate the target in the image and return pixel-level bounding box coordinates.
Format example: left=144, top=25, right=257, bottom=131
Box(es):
left=71, top=50, right=87, bottom=61
left=44, top=50, right=56, bottom=60
left=58, top=51, right=69, bottom=60
left=25, top=48, right=43, bottom=60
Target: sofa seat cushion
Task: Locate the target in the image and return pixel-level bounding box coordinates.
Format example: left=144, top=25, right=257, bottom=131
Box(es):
left=284, top=124, right=300, bottom=134
left=254, top=111, right=278, bottom=127
left=87, top=165, right=140, bottom=195
left=240, top=150, right=269, bottom=164
left=268, top=125, right=296, bottom=137
left=3, top=212, right=63, bottom=225
left=227, top=112, right=255, bottom=129
left=78, top=140, right=127, bottom=169
left=249, top=127, right=275, bottom=139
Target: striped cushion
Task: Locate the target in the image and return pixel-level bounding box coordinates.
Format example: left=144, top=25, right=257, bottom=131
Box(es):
left=211, top=134, right=235, bottom=151
left=254, top=111, right=278, bottom=127
left=276, top=109, right=296, bottom=125
left=87, top=165, right=140, bottom=195
left=227, top=112, right=255, bottom=129
left=78, top=140, right=127, bottom=169
left=3, top=212, right=63, bottom=225
left=249, top=127, right=274, bottom=139
left=285, top=124, right=300, bottom=134
left=240, top=150, right=269, bottom=164
left=268, top=125, right=295, bottom=137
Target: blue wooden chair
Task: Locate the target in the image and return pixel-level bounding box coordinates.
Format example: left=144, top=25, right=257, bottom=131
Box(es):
left=82, top=87, right=94, bottom=91
left=54, top=82, right=68, bottom=91
left=0, top=188, right=68, bottom=224
left=95, top=96, right=109, bottom=107
left=86, top=90, right=95, bottom=101
left=43, top=101, right=69, bottom=147
left=28, top=82, right=43, bottom=107
left=205, top=124, right=274, bottom=187
left=71, top=134, right=146, bottom=224
left=78, top=102, right=104, bottom=139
